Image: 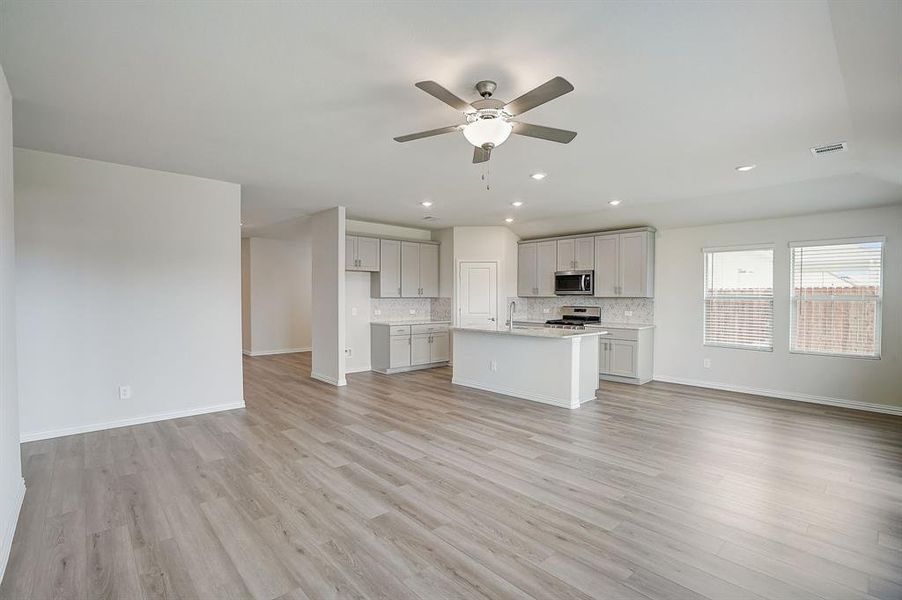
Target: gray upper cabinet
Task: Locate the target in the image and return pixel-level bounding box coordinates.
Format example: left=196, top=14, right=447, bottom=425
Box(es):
left=400, top=242, right=420, bottom=297
left=400, top=241, right=439, bottom=298
left=518, top=240, right=557, bottom=296
left=556, top=237, right=594, bottom=271
left=419, top=243, right=439, bottom=297
left=517, top=243, right=537, bottom=296
left=594, top=230, right=654, bottom=297
left=346, top=235, right=380, bottom=271
left=373, top=239, right=401, bottom=297
left=536, top=241, right=557, bottom=296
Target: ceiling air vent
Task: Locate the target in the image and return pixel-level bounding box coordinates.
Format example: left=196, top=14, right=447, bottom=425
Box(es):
left=810, top=141, right=847, bottom=156
left=421, top=215, right=438, bottom=221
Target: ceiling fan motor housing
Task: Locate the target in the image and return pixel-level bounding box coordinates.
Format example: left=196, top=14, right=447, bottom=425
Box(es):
left=475, top=80, right=497, bottom=98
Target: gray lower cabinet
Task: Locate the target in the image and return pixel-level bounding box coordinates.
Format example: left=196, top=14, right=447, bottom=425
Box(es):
left=371, top=323, right=450, bottom=374
left=599, top=327, right=654, bottom=384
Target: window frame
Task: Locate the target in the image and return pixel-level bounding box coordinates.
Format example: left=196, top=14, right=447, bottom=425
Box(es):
left=788, top=236, right=884, bottom=360
left=701, top=243, right=775, bottom=352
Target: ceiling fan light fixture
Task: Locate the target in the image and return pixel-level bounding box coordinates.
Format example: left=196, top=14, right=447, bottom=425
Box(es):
left=463, top=118, right=513, bottom=149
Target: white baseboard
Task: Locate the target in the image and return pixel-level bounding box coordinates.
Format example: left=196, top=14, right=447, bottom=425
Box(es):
left=244, top=347, right=311, bottom=357
left=345, top=365, right=372, bottom=374
left=451, top=377, right=581, bottom=409
left=19, top=401, right=247, bottom=443
left=311, top=371, right=347, bottom=387
left=653, top=375, right=902, bottom=416
left=0, top=477, right=26, bottom=584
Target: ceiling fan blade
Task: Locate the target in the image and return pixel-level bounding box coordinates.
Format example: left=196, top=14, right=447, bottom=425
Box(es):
left=503, top=76, right=574, bottom=116
left=393, top=125, right=461, bottom=143
left=472, top=145, right=491, bottom=164
left=415, top=81, right=475, bottom=113
left=511, top=122, right=577, bottom=144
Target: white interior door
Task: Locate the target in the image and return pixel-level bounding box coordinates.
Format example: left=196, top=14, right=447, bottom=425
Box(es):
left=458, top=262, right=498, bottom=330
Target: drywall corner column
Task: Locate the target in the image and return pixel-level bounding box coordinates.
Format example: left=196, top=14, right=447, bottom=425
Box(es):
left=0, top=62, right=24, bottom=583
left=311, top=207, right=346, bottom=385
left=241, top=238, right=252, bottom=354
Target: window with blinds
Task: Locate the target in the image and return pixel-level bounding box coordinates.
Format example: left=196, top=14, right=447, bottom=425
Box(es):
left=790, top=238, right=883, bottom=358
left=703, top=246, right=774, bottom=350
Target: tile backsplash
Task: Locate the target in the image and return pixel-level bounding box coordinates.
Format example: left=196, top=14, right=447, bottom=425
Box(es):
left=512, top=296, right=654, bottom=324
left=371, top=296, right=652, bottom=324
left=371, top=298, right=432, bottom=322
left=430, top=297, right=453, bottom=321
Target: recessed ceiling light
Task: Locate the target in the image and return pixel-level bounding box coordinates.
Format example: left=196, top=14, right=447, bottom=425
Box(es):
left=505, top=217, right=514, bottom=223
left=420, top=200, right=433, bottom=207
left=530, top=172, right=546, bottom=180
left=511, top=201, right=523, bottom=207
left=608, top=199, right=621, bottom=206
left=735, top=164, right=757, bottom=172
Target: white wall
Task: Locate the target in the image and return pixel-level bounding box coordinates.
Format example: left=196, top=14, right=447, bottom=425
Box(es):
left=15, top=149, right=244, bottom=440
left=433, top=227, right=454, bottom=298
left=345, top=271, right=372, bottom=372
left=241, top=238, right=252, bottom=352
left=0, top=63, right=23, bottom=586
left=243, top=237, right=312, bottom=355
left=346, top=219, right=431, bottom=241
left=655, top=205, right=902, bottom=411
left=452, top=226, right=519, bottom=328
left=311, top=207, right=346, bottom=385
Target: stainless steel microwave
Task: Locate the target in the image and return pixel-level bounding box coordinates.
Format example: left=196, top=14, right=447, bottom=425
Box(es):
left=554, top=270, right=594, bottom=295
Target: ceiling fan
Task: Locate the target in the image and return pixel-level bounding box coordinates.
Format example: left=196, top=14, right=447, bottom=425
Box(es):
left=393, top=77, right=577, bottom=163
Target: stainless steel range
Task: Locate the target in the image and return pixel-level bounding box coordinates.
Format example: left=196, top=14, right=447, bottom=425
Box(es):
left=544, top=306, right=601, bottom=330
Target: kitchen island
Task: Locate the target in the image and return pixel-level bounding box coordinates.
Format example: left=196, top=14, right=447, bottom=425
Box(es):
left=451, top=326, right=606, bottom=409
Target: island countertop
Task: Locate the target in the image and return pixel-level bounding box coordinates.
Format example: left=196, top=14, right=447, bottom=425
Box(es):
left=451, top=326, right=607, bottom=339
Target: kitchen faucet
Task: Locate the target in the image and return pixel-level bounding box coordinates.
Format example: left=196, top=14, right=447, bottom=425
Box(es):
left=508, top=300, right=516, bottom=331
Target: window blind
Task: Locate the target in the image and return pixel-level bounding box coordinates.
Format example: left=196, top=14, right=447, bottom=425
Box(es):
left=790, top=239, right=883, bottom=358
left=703, top=247, right=774, bottom=350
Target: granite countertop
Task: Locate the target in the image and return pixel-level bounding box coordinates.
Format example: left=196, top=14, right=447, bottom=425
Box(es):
left=451, top=326, right=607, bottom=339
left=587, top=322, right=655, bottom=330
left=371, top=320, right=452, bottom=326
left=513, top=320, right=654, bottom=330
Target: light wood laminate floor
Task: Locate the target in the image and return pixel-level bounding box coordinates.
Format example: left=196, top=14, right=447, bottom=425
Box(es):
left=2, top=352, right=901, bottom=600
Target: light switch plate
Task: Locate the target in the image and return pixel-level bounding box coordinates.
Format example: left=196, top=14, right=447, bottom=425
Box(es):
left=351, top=307, right=358, bottom=316
left=624, top=310, right=633, bottom=317
left=373, top=309, right=381, bottom=316
left=703, top=358, right=711, bottom=368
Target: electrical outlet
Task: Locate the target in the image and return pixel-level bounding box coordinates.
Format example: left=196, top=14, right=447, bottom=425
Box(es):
left=543, top=308, right=551, bottom=314
left=118, top=385, right=132, bottom=400
left=703, top=358, right=711, bottom=368
left=351, top=307, right=358, bottom=316
left=624, top=310, right=633, bottom=317
left=409, top=309, right=416, bottom=315
left=373, top=309, right=381, bottom=316
left=490, top=360, right=498, bottom=372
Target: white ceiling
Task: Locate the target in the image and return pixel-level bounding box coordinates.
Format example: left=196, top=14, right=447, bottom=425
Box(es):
left=1, top=0, right=900, bottom=237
